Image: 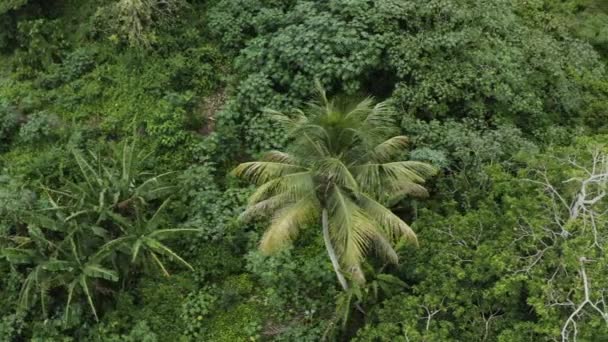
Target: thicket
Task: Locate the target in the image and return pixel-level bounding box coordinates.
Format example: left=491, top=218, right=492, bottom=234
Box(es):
left=1, top=0, right=607, bottom=341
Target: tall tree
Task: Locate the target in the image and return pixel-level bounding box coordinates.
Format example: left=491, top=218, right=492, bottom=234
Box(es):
left=233, top=86, right=436, bottom=290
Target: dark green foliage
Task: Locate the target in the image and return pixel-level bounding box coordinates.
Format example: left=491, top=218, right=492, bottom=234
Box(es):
left=0, top=101, right=22, bottom=147
left=210, top=0, right=608, bottom=155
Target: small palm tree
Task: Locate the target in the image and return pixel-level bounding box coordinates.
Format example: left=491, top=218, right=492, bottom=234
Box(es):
left=233, top=85, right=436, bottom=290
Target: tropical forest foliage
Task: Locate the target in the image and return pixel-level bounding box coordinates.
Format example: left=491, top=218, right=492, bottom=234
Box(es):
left=0, top=0, right=607, bottom=341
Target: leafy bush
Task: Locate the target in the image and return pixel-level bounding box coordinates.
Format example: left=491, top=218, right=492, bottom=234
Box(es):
left=0, top=0, right=27, bottom=13
left=0, top=101, right=22, bottom=147
left=356, top=136, right=608, bottom=341
left=93, top=0, right=185, bottom=48
left=209, top=0, right=608, bottom=154
left=14, top=18, right=67, bottom=71
left=18, top=111, right=61, bottom=144
left=181, top=287, right=219, bottom=339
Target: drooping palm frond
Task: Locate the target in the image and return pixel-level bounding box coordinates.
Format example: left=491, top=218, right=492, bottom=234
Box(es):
left=371, top=233, right=399, bottom=265
left=358, top=193, right=417, bottom=245
left=239, top=193, right=294, bottom=222
left=354, top=161, right=436, bottom=199
left=356, top=135, right=410, bottom=164
left=231, top=161, right=306, bottom=185
left=259, top=195, right=320, bottom=254
left=328, top=186, right=377, bottom=281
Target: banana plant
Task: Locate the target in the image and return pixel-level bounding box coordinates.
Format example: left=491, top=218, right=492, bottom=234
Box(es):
left=96, top=197, right=198, bottom=277
left=2, top=217, right=118, bottom=322
left=1, top=137, right=195, bottom=323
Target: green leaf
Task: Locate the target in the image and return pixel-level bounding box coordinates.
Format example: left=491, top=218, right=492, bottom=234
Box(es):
left=83, top=264, right=119, bottom=282
left=3, top=248, right=36, bottom=264
left=142, top=237, right=194, bottom=271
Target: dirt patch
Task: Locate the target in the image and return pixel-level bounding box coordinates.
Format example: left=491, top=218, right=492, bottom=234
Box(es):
left=197, top=88, right=227, bottom=135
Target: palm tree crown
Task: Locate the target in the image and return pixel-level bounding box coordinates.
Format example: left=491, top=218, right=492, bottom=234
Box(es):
left=233, top=86, right=436, bottom=289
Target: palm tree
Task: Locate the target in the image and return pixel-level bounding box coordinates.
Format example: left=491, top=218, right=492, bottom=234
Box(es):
left=233, top=85, right=436, bottom=290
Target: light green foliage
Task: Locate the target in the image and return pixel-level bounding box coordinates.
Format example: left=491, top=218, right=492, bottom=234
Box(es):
left=246, top=246, right=336, bottom=310
left=135, top=275, right=194, bottom=340
left=14, top=18, right=67, bottom=71
left=148, top=92, right=193, bottom=148
left=402, top=118, right=538, bottom=210
left=87, top=318, right=159, bottom=342
left=516, top=0, right=608, bottom=56
left=0, top=312, right=25, bottom=341
left=94, top=0, right=185, bottom=48
left=0, top=0, right=27, bottom=14
left=355, top=136, right=608, bottom=341
left=203, top=302, right=264, bottom=341
left=18, top=111, right=61, bottom=144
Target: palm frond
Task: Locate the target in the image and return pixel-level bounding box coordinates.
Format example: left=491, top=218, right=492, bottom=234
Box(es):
left=372, top=233, right=399, bottom=264
left=343, top=97, right=374, bottom=122
left=79, top=276, right=99, bottom=321
left=41, top=260, right=74, bottom=272
left=261, top=151, right=301, bottom=165
left=83, top=264, right=119, bottom=282
left=232, top=161, right=305, bottom=185
left=19, top=269, right=39, bottom=309
left=358, top=193, right=418, bottom=245
left=150, top=252, right=170, bottom=277
left=364, top=99, right=398, bottom=130
left=259, top=195, right=319, bottom=254
left=142, top=237, right=194, bottom=271
left=132, top=238, right=143, bottom=263
left=360, top=135, right=410, bottom=163
left=72, top=149, right=102, bottom=192
left=317, top=158, right=358, bottom=192
left=239, top=193, right=293, bottom=222
left=147, top=228, right=201, bottom=240
left=93, top=236, right=136, bottom=262
left=64, top=280, right=78, bottom=322
left=247, top=171, right=315, bottom=205
left=3, top=248, right=36, bottom=264
left=354, top=161, right=436, bottom=197
left=147, top=197, right=171, bottom=230
left=328, top=186, right=376, bottom=274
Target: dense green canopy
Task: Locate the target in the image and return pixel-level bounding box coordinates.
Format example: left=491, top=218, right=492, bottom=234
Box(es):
left=0, top=0, right=607, bottom=341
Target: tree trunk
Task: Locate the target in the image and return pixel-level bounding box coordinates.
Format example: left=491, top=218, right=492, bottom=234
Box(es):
left=322, top=208, right=349, bottom=291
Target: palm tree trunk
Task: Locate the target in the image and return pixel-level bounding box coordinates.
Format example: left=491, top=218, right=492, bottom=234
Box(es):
left=322, top=208, right=349, bottom=291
